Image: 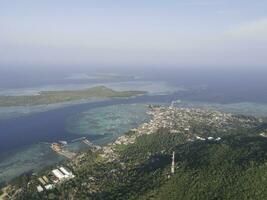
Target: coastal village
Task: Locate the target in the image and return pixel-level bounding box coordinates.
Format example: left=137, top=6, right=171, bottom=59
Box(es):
left=97, top=105, right=260, bottom=162
left=50, top=104, right=260, bottom=165
left=0, top=104, right=262, bottom=199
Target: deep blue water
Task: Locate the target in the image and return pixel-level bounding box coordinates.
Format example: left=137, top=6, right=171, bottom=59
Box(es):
left=1, top=68, right=267, bottom=157
left=0, top=94, right=176, bottom=154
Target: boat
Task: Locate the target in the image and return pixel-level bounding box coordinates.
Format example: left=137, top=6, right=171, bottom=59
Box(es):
left=59, top=141, right=68, bottom=145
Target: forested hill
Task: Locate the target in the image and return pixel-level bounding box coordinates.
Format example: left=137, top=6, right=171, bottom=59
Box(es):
left=139, top=134, right=267, bottom=200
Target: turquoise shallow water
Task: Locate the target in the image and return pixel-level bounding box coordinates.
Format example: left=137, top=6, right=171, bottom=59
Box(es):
left=66, top=104, right=150, bottom=144
left=0, top=141, right=90, bottom=183
left=0, top=143, right=63, bottom=183
left=0, top=103, right=150, bottom=183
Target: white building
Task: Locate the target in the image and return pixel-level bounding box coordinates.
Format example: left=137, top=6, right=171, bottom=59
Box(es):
left=196, top=136, right=206, bottom=141
left=45, top=184, right=54, bottom=190
left=37, top=185, right=44, bottom=193
left=52, top=169, right=65, bottom=180
left=59, top=167, right=70, bottom=176
left=59, top=167, right=75, bottom=178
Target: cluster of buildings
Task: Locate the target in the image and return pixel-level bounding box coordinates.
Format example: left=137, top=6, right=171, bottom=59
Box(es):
left=98, top=105, right=259, bottom=162
left=194, top=136, right=221, bottom=141
left=36, top=166, right=75, bottom=193
left=138, top=106, right=258, bottom=142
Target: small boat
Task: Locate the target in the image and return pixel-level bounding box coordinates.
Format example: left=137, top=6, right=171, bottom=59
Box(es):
left=59, top=141, right=68, bottom=145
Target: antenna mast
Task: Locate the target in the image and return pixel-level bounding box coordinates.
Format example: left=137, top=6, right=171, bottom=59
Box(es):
left=171, top=151, right=175, bottom=174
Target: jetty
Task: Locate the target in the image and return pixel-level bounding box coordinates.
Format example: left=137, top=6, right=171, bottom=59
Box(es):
left=51, top=143, right=76, bottom=159
left=72, top=137, right=95, bottom=147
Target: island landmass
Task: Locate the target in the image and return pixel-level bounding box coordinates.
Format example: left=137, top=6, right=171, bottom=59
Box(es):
left=0, top=86, right=145, bottom=107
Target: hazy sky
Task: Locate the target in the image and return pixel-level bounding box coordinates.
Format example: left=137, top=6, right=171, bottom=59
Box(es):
left=0, top=0, right=267, bottom=70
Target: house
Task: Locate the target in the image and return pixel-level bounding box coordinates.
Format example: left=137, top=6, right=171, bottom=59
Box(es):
left=37, top=185, right=44, bottom=193
left=52, top=169, right=65, bottom=180
left=45, top=184, right=54, bottom=190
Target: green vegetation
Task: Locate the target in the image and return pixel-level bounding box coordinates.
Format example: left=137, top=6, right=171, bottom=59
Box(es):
left=0, top=86, right=145, bottom=107
left=15, top=130, right=267, bottom=199
left=141, top=135, right=267, bottom=200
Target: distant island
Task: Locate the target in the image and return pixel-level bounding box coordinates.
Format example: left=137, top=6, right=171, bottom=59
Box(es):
left=0, top=86, right=146, bottom=107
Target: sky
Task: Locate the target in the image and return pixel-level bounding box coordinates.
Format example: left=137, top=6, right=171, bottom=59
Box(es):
left=0, top=0, right=267, bottom=71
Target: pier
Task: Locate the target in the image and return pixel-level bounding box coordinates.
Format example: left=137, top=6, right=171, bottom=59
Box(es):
left=49, top=137, right=97, bottom=159
left=50, top=143, right=76, bottom=159
left=71, top=137, right=95, bottom=147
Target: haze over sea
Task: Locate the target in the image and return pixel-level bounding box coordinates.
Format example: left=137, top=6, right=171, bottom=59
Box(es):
left=1, top=68, right=267, bottom=102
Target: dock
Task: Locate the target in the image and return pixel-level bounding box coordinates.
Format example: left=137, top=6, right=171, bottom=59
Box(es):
left=51, top=143, right=76, bottom=159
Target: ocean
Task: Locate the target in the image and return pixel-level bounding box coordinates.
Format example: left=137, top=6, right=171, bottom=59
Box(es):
left=1, top=68, right=267, bottom=183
